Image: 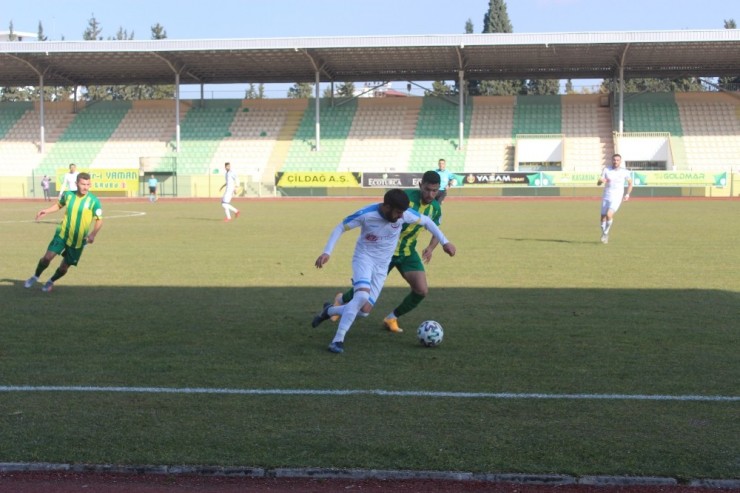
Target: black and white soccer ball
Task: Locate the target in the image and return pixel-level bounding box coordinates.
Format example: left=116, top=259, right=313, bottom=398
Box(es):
left=417, top=320, right=444, bottom=347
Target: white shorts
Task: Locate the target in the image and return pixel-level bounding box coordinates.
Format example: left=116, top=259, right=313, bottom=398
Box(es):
left=601, top=195, right=623, bottom=215
left=222, top=190, right=234, bottom=204
left=350, top=253, right=388, bottom=306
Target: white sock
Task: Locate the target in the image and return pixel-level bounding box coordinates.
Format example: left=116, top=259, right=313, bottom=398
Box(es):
left=605, top=220, right=613, bottom=234
left=328, top=305, right=344, bottom=317
left=386, top=312, right=396, bottom=320
left=222, top=203, right=237, bottom=219
left=332, top=290, right=370, bottom=343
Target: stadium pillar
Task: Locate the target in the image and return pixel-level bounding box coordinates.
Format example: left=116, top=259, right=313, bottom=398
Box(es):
left=175, top=73, right=181, bottom=153
left=39, top=74, right=45, bottom=154
left=617, top=46, right=628, bottom=134
left=458, top=70, right=464, bottom=150
left=315, top=71, right=321, bottom=152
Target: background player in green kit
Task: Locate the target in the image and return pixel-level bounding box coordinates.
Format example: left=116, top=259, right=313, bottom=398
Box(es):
left=332, top=170, right=445, bottom=333
left=24, top=172, right=103, bottom=293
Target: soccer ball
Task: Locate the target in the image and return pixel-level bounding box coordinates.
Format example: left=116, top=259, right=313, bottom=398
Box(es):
left=417, top=320, right=444, bottom=347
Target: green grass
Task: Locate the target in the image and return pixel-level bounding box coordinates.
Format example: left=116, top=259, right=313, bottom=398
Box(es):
left=1, top=198, right=738, bottom=479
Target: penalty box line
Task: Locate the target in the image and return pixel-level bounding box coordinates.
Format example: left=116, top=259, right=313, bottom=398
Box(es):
left=0, top=386, right=738, bottom=402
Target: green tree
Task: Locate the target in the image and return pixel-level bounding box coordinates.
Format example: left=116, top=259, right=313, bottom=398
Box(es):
left=83, top=14, right=108, bottom=100
left=28, top=22, right=76, bottom=102
left=525, top=79, right=560, bottom=95
left=36, top=21, right=47, bottom=41
left=601, top=77, right=704, bottom=94
left=83, top=14, right=102, bottom=40
left=565, top=79, right=575, bottom=94
left=245, top=83, right=266, bottom=99
left=719, top=19, right=738, bottom=90
left=133, top=24, right=176, bottom=100
left=288, top=83, right=314, bottom=98
left=426, top=80, right=453, bottom=96
left=476, top=0, right=524, bottom=96
left=337, top=82, right=355, bottom=97
left=456, top=19, right=475, bottom=96
left=1, top=21, right=29, bottom=102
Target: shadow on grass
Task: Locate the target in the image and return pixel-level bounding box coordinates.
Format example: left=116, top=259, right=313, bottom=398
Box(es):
left=1, top=280, right=737, bottom=392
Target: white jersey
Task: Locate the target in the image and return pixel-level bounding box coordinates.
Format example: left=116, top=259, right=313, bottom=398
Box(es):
left=322, top=203, right=449, bottom=266
left=224, top=169, right=239, bottom=193
left=222, top=169, right=239, bottom=203
left=60, top=171, right=79, bottom=194
left=601, top=166, right=631, bottom=199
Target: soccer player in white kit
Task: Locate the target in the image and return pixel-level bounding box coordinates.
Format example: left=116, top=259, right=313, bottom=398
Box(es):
left=597, top=153, right=633, bottom=244
left=312, top=189, right=456, bottom=353
left=219, top=162, right=240, bottom=222
left=58, top=163, right=79, bottom=198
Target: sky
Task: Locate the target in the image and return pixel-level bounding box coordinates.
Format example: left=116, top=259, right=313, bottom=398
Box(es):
left=3, top=0, right=736, bottom=97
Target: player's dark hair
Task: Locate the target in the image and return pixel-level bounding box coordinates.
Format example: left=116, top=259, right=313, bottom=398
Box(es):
left=77, top=172, right=91, bottom=182
left=422, top=170, right=441, bottom=185
left=383, top=188, right=410, bottom=211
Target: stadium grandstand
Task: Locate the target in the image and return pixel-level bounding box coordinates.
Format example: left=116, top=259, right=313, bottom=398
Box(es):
left=0, top=30, right=738, bottom=198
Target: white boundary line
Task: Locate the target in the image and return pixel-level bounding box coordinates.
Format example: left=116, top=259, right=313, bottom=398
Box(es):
left=0, top=210, right=146, bottom=224
left=0, top=386, right=737, bottom=401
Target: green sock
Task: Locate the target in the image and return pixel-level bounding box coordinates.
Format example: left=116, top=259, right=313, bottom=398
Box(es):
left=341, top=288, right=353, bottom=304
left=394, top=292, right=425, bottom=318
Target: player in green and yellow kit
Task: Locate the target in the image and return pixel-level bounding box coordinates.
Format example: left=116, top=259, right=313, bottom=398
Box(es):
left=24, top=172, right=103, bottom=293
left=332, top=170, right=445, bottom=333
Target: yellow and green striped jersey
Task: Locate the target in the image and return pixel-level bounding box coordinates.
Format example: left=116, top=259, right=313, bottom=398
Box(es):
left=394, top=189, right=442, bottom=257
left=56, top=191, right=103, bottom=248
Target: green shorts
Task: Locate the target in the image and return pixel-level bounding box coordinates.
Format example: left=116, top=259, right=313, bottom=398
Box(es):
left=47, top=235, right=84, bottom=267
left=388, top=250, right=425, bottom=275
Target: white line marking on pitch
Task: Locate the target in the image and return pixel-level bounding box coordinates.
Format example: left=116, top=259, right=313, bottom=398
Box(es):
left=0, top=386, right=737, bottom=402
left=0, top=210, right=146, bottom=224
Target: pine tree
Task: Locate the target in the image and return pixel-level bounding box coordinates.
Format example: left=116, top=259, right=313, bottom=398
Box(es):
left=83, top=14, right=107, bottom=100
left=719, top=19, right=738, bottom=91
left=1, top=21, right=28, bottom=102
left=478, top=1, right=524, bottom=96
left=136, top=23, right=175, bottom=100
left=245, top=83, right=265, bottom=99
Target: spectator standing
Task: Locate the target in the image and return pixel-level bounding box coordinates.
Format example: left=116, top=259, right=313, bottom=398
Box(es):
left=41, top=175, right=51, bottom=201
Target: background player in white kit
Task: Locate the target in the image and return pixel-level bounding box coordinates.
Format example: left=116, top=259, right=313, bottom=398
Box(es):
left=597, top=153, right=633, bottom=244
left=219, top=162, right=240, bottom=222
left=58, top=163, right=79, bottom=198
left=311, top=188, right=456, bottom=353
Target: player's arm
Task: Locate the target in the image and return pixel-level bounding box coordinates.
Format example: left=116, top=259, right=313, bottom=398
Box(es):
left=421, top=237, right=440, bottom=263
left=418, top=216, right=455, bottom=257
left=624, top=176, right=634, bottom=200
left=35, top=202, right=62, bottom=221
left=597, top=169, right=607, bottom=186
left=315, top=223, right=347, bottom=268
left=87, top=217, right=103, bottom=244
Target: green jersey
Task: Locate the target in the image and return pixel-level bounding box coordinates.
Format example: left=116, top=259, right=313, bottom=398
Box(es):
left=394, top=189, right=442, bottom=256
left=56, top=191, right=103, bottom=248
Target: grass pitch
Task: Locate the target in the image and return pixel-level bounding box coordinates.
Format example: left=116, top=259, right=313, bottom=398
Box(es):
left=1, top=197, right=738, bottom=479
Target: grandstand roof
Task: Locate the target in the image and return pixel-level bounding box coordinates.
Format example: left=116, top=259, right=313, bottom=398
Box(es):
left=0, top=30, right=738, bottom=87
